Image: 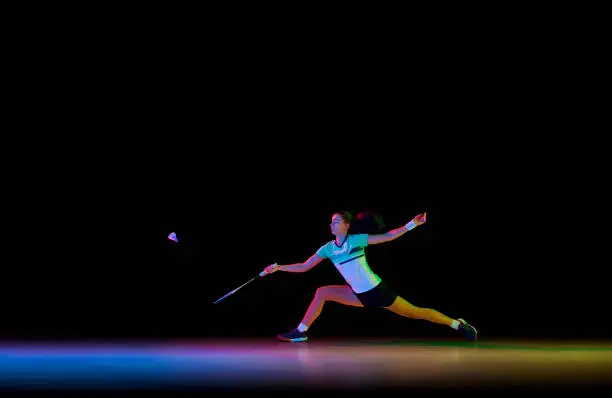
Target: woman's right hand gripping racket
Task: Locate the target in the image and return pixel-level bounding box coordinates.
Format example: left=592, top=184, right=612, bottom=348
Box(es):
left=260, top=263, right=280, bottom=276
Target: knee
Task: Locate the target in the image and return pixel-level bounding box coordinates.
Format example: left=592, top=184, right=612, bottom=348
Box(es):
left=314, top=287, right=329, bottom=302
left=401, top=304, right=423, bottom=319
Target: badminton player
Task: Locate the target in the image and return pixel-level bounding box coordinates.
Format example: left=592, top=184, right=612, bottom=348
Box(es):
left=262, top=211, right=478, bottom=342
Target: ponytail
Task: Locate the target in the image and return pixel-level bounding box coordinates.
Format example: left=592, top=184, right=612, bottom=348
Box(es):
left=350, top=211, right=386, bottom=235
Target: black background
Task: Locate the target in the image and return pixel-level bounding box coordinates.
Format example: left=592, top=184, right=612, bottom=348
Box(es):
left=2, top=139, right=600, bottom=341
left=1, top=26, right=604, bottom=343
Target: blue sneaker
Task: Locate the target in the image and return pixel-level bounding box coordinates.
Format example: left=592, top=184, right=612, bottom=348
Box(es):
left=277, top=328, right=308, bottom=342
left=458, top=318, right=478, bottom=341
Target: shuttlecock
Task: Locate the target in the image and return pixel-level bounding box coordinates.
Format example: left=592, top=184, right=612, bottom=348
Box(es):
left=168, top=232, right=178, bottom=242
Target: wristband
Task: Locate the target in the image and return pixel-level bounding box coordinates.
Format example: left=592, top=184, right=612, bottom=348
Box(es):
left=405, top=220, right=417, bottom=231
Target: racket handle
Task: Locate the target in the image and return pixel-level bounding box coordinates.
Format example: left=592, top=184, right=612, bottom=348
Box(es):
left=259, top=263, right=278, bottom=277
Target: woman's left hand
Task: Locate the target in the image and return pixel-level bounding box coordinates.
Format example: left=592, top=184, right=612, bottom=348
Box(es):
left=413, top=212, right=427, bottom=225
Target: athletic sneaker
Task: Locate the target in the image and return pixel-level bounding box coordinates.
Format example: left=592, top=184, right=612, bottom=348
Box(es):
left=458, top=318, right=478, bottom=341
left=277, top=328, right=308, bottom=342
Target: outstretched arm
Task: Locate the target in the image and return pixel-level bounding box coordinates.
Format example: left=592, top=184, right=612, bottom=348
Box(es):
left=262, top=252, right=325, bottom=275
left=367, top=212, right=427, bottom=245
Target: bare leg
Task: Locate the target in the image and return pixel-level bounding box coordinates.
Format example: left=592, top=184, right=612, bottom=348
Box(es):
left=384, top=296, right=454, bottom=326
left=300, top=285, right=363, bottom=328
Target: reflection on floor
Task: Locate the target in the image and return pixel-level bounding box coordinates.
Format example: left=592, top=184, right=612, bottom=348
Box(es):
left=1, top=338, right=611, bottom=393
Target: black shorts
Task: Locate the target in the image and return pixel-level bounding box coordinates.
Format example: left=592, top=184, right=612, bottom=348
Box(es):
left=354, top=281, right=398, bottom=308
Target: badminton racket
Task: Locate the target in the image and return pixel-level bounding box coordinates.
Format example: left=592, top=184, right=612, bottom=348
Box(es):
left=213, top=263, right=278, bottom=304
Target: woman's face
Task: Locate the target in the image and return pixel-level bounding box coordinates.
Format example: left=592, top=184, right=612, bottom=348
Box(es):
left=330, top=213, right=349, bottom=236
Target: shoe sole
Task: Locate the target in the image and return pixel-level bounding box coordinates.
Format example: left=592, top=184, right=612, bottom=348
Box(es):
left=277, top=336, right=308, bottom=342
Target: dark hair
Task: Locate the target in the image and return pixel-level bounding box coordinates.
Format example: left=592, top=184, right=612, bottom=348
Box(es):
left=352, top=211, right=386, bottom=234
left=333, top=211, right=354, bottom=225
left=333, top=210, right=385, bottom=235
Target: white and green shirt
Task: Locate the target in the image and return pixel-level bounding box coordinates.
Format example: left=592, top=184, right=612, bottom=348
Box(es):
left=316, top=233, right=381, bottom=293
